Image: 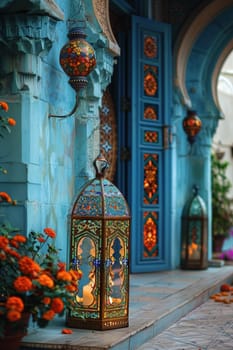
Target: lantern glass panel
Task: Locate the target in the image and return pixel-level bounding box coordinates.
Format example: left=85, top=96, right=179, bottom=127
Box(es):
left=108, top=236, right=124, bottom=304
left=70, top=219, right=101, bottom=320
left=77, top=236, right=96, bottom=307
left=105, top=220, right=129, bottom=309
left=187, top=221, right=201, bottom=260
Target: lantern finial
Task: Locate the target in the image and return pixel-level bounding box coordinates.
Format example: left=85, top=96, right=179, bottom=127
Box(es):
left=49, top=27, right=96, bottom=119
left=193, top=184, right=199, bottom=196
left=93, top=154, right=109, bottom=178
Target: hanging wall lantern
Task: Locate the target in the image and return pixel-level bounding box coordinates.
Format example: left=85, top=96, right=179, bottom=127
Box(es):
left=67, top=155, right=131, bottom=330
left=182, top=110, right=202, bottom=144
left=50, top=27, right=96, bottom=118
left=181, top=185, right=208, bottom=270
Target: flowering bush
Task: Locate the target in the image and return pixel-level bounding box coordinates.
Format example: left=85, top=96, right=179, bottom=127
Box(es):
left=0, top=101, right=82, bottom=336
left=0, top=101, right=16, bottom=136
left=0, top=224, right=82, bottom=337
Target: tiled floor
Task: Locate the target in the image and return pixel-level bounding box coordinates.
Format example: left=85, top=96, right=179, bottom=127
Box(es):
left=137, top=298, right=233, bottom=350
left=21, top=264, right=233, bottom=350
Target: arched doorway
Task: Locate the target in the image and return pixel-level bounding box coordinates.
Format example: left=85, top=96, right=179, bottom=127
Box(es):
left=174, top=0, right=233, bottom=259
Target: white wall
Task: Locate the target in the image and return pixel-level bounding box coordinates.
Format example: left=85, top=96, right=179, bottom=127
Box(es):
left=214, top=52, right=233, bottom=197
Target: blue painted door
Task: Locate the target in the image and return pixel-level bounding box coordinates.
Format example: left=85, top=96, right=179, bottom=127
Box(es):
left=117, top=16, right=172, bottom=273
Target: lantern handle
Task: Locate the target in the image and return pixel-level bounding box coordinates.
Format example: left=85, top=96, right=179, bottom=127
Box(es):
left=49, top=95, right=79, bottom=119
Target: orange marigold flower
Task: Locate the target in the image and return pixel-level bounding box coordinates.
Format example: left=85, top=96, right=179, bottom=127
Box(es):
left=6, top=248, right=20, bottom=259
left=38, top=273, right=54, bottom=288
left=51, top=298, right=64, bottom=313
left=0, top=236, right=9, bottom=249
left=9, top=239, right=19, bottom=248
left=0, top=101, right=9, bottom=111
left=7, top=309, right=22, bottom=322
left=37, top=236, right=45, bottom=243
left=57, top=270, right=72, bottom=282
left=58, top=262, right=66, bottom=271
left=0, top=191, right=12, bottom=203
left=66, top=282, right=78, bottom=293
left=19, top=256, right=41, bottom=276
left=42, top=297, right=51, bottom=305
left=220, top=284, right=231, bottom=292
left=42, top=309, right=55, bottom=321
left=6, top=296, right=24, bottom=312
left=69, top=269, right=83, bottom=281
left=8, top=117, right=16, bottom=126
left=14, top=276, right=33, bottom=293
left=13, top=235, right=27, bottom=243
left=43, top=227, right=56, bottom=238
left=62, top=328, right=73, bottom=334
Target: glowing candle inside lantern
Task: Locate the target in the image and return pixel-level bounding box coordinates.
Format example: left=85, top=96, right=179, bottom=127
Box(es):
left=83, top=284, right=94, bottom=306
left=188, top=242, right=201, bottom=260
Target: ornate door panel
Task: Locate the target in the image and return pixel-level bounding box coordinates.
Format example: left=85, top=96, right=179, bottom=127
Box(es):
left=128, top=16, right=172, bottom=272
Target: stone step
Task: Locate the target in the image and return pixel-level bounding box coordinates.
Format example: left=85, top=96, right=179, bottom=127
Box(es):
left=21, top=265, right=233, bottom=350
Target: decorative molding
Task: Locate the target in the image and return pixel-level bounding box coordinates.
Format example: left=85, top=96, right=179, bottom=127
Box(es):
left=92, top=0, right=120, bottom=56
left=0, top=15, right=57, bottom=53
left=200, top=116, right=220, bottom=142
left=0, top=0, right=64, bottom=20
left=174, top=0, right=233, bottom=108
left=212, top=38, right=233, bottom=110
left=0, top=15, right=58, bottom=95
left=100, top=88, right=117, bottom=181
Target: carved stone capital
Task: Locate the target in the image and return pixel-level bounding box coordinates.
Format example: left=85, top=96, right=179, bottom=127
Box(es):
left=0, top=14, right=59, bottom=95
left=0, top=15, right=57, bottom=55
left=0, top=0, right=64, bottom=20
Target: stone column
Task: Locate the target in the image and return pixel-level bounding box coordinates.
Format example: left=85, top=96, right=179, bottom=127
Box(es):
left=0, top=2, right=63, bottom=233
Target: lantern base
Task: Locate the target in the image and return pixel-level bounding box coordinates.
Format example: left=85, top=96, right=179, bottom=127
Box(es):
left=66, top=316, right=128, bottom=330
left=181, top=261, right=208, bottom=270
left=69, top=76, right=88, bottom=92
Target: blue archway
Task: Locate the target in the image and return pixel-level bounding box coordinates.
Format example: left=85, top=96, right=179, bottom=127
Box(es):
left=173, top=1, right=233, bottom=260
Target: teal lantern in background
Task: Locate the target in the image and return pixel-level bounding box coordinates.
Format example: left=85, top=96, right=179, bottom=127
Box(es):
left=181, top=185, right=208, bottom=269
left=67, top=155, right=130, bottom=330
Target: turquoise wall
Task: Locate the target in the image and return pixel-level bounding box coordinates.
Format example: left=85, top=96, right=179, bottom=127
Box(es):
left=0, top=0, right=116, bottom=262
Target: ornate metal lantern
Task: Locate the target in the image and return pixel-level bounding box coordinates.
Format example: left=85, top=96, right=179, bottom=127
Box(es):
left=181, top=186, right=208, bottom=269
left=67, top=155, right=131, bottom=330
left=50, top=27, right=96, bottom=118
left=183, top=110, right=202, bottom=144
left=59, top=27, right=96, bottom=92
